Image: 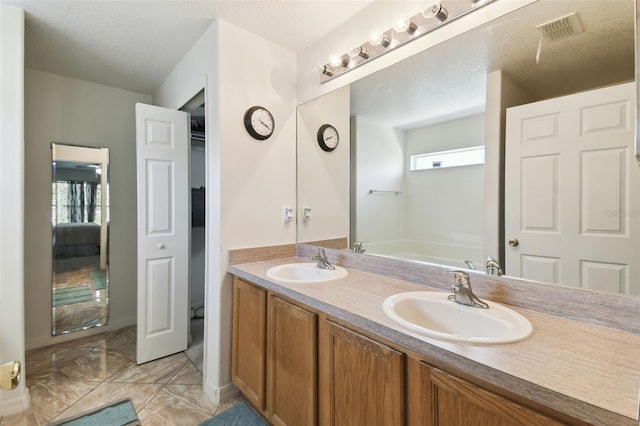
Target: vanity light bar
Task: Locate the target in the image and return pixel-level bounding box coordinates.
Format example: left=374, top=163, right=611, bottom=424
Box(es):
left=320, top=0, right=496, bottom=83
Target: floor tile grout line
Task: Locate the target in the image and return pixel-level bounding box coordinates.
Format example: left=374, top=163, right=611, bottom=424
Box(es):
left=133, top=380, right=168, bottom=419
left=12, top=325, right=227, bottom=425
left=31, top=327, right=137, bottom=424
left=47, top=377, right=104, bottom=423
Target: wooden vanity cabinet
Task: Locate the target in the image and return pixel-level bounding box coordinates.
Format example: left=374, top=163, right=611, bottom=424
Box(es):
left=412, top=362, right=567, bottom=426
left=231, top=277, right=317, bottom=425
left=231, top=277, right=267, bottom=411
left=232, top=275, right=583, bottom=426
left=267, top=295, right=317, bottom=426
left=319, top=318, right=405, bottom=426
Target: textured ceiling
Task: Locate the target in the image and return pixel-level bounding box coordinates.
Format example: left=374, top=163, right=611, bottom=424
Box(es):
left=351, top=0, right=635, bottom=128
left=3, top=0, right=634, bottom=110
left=2, top=0, right=375, bottom=94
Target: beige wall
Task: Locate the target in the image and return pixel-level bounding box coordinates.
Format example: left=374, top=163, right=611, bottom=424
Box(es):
left=216, top=18, right=297, bottom=395
left=24, top=69, right=151, bottom=348
left=297, top=85, right=350, bottom=244
left=0, top=3, right=28, bottom=416
left=154, top=19, right=297, bottom=401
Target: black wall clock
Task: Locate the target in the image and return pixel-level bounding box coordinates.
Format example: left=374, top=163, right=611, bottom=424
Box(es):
left=244, top=106, right=274, bottom=140
left=317, top=124, right=339, bottom=152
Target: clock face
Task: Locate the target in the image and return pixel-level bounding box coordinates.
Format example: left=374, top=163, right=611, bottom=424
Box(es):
left=244, top=106, right=274, bottom=140
left=318, top=124, right=339, bottom=152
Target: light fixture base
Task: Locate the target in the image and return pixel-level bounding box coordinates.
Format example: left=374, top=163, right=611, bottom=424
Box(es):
left=320, top=0, right=496, bottom=83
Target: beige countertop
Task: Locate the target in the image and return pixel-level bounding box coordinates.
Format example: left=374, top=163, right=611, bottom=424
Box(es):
left=229, top=256, right=640, bottom=425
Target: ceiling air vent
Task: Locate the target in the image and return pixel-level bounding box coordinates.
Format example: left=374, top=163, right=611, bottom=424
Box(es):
left=536, top=12, right=583, bottom=42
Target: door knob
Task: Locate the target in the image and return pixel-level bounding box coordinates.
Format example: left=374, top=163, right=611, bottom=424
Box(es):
left=508, top=238, right=519, bottom=247
left=157, top=243, right=165, bottom=249
left=0, top=361, right=20, bottom=390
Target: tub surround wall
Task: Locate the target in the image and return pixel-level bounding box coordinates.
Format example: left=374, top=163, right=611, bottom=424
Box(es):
left=229, top=245, right=640, bottom=424
left=364, top=239, right=484, bottom=270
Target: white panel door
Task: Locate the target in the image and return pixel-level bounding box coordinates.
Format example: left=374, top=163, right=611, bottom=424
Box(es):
left=136, top=103, right=189, bottom=364
left=505, top=82, right=638, bottom=295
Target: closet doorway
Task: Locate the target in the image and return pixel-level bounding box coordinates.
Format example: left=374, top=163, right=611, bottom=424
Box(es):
left=182, top=91, right=206, bottom=373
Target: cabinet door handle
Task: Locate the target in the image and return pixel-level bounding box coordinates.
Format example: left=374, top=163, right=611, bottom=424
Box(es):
left=508, top=238, right=519, bottom=247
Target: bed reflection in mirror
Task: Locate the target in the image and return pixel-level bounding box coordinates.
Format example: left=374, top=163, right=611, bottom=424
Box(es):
left=51, top=143, right=109, bottom=335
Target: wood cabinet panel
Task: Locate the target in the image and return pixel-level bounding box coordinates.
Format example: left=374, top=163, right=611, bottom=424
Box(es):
left=231, top=277, right=267, bottom=411
left=267, top=295, right=318, bottom=426
left=319, top=319, right=404, bottom=426
left=427, top=365, right=565, bottom=426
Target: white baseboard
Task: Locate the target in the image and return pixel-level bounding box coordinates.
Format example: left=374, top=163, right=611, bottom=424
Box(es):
left=1, top=387, right=30, bottom=417
left=204, top=381, right=238, bottom=405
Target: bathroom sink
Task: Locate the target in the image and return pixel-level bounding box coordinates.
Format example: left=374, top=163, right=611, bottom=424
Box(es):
left=382, top=291, right=532, bottom=344
left=266, top=263, right=348, bottom=283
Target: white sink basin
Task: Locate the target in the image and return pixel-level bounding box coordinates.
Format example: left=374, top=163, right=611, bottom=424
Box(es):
left=266, top=263, right=348, bottom=283
left=383, top=291, right=532, bottom=344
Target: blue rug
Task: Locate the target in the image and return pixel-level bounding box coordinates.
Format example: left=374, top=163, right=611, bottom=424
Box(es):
left=89, top=269, right=108, bottom=290
left=199, top=402, right=266, bottom=426
left=48, top=398, right=139, bottom=426
left=89, top=269, right=106, bottom=279
left=92, top=277, right=107, bottom=290
left=52, top=285, right=93, bottom=307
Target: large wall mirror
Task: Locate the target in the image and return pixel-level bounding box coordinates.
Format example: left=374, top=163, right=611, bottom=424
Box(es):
left=297, top=0, right=639, bottom=296
left=51, top=143, right=110, bottom=335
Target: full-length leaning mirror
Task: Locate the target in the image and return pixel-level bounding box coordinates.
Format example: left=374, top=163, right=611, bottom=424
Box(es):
left=51, top=143, right=110, bottom=335
left=298, top=0, right=639, bottom=296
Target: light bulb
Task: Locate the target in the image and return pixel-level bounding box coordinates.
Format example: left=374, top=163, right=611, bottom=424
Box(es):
left=328, top=54, right=344, bottom=68
left=393, top=18, right=409, bottom=33
left=328, top=53, right=349, bottom=68
left=394, top=18, right=417, bottom=35
left=369, top=30, right=383, bottom=45
left=347, top=42, right=360, bottom=58
left=422, top=3, right=449, bottom=21
left=348, top=45, right=370, bottom=60
left=369, top=30, right=391, bottom=48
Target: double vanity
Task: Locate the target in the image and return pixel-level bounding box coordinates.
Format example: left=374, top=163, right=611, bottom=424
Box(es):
left=267, top=258, right=532, bottom=345
left=229, top=245, right=640, bottom=425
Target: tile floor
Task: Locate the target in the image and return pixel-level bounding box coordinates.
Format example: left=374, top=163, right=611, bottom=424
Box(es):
left=52, top=256, right=108, bottom=334
left=0, top=325, right=241, bottom=425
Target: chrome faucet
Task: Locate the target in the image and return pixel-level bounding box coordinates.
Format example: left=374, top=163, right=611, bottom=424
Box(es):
left=464, top=260, right=476, bottom=270
left=486, top=256, right=503, bottom=276
left=352, top=241, right=366, bottom=253
left=447, top=271, right=489, bottom=309
left=311, top=247, right=335, bottom=270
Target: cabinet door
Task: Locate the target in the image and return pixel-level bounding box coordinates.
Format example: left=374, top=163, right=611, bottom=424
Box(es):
left=267, top=296, right=317, bottom=426
left=426, top=365, right=565, bottom=426
left=231, top=278, right=267, bottom=411
left=319, top=319, right=404, bottom=426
